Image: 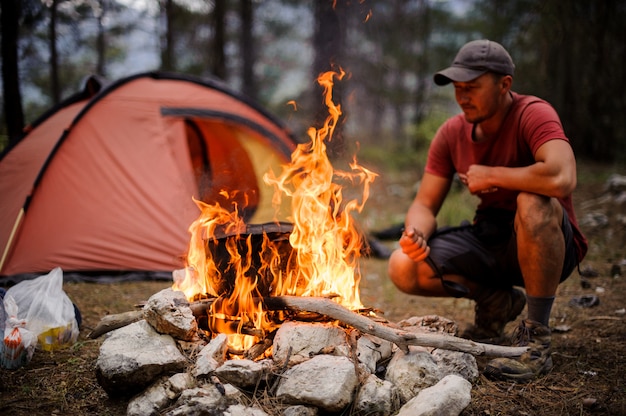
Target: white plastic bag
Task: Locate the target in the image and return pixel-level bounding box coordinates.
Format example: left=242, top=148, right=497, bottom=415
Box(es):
left=2, top=295, right=37, bottom=369
left=6, top=267, right=79, bottom=351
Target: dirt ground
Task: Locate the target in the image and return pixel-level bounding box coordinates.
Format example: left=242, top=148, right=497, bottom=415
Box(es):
left=1, top=162, right=625, bottom=415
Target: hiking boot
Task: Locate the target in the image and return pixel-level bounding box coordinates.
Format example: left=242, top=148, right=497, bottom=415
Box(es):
left=484, top=319, right=553, bottom=382
left=461, top=287, right=526, bottom=343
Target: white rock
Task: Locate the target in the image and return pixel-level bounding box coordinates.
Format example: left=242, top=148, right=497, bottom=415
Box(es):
left=356, top=334, right=393, bottom=374
left=354, top=373, right=399, bottom=416
left=276, top=354, right=358, bottom=412
left=166, top=385, right=230, bottom=415
left=143, top=288, right=198, bottom=341
left=272, top=321, right=350, bottom=365
left=194, top=333, right=229, bottom=377
left=214, top=358, right=272, bottom=388
left=606, top=173, right=626, bottom=193
left=223, top=404, right=270, bottom=416
left=396, top=374, right=472, bottom=416
left=126, top=373, right=194, bottom=416
left=430, top=349, right=479, bottom=382
left=95, top=320, right=188, bottom=396
left=384, top=346, right=442, bottom=403
left=168, top=373, right=196, bottom=396
left=282, top=405, right=319, bottom=416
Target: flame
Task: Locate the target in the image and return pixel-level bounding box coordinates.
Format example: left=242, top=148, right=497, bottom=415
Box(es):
left=174, top=69, right=377, bottom=351
left=364, top=9, right=372, bottom=22
left=286, top=100, right=298, bottom=111
left=264, top=69, right=377, bottom=310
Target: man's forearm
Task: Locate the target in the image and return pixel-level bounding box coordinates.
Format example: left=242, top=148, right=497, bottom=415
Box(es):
left=405, top=203, right=437, bottom=240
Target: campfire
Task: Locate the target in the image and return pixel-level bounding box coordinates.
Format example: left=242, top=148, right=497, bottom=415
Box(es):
left=172, top=68, right=376, bottom=355
left=92, top=70, right=527, bottom=416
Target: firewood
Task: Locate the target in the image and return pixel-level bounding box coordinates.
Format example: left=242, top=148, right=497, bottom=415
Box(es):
left=89, top=299, right=215, bottom=339
left=244, top=338, right=273, bottom=361
left=263, top=296, right=529, bottom=358
left=88, top=310, right=143, bottom=339
left=189, top=298, right=215, bottom=316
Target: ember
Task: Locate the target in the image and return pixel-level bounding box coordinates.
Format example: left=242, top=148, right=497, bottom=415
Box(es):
left=173, top=69, right=377, bottom=352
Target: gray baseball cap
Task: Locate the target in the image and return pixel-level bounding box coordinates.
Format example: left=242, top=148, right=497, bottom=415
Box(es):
left=434, top=40, right=515, bottom=86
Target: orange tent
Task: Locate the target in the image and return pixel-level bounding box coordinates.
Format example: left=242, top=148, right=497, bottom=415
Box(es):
left=0, top=72, right=298, bottom=281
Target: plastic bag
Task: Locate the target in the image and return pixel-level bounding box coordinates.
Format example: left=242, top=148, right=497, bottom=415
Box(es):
left=6, top=267, right=79, bottom=351
left=2, top=295, right=37, bottom=369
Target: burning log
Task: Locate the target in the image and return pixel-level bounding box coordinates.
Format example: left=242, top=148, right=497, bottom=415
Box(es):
left=244, top=338, right=273, bottom=361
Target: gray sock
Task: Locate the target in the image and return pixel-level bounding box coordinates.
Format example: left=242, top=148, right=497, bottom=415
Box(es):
left=526, top=295, right=555, bottom=326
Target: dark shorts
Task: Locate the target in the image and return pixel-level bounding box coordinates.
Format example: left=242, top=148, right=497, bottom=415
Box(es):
left=427, top=209, right=579, bottom=289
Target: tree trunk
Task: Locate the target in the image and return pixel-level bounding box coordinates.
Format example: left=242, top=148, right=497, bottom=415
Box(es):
left=240, top=0, right=256, bottom=98
left=1, top=0, right=25, bottom=146
left=95, top=0, right=107, bottom=77
left=212, top=0, right=226, bottom=80
left=49, top=0, right=60, bottom=105
left=412, top=0, right=430, bottom=127
left=160, top=0, right=174, bottom=71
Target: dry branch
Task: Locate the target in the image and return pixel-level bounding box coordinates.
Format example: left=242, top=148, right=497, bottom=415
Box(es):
left=88, top=310, right=143, bottom=339
left=263, top=296, right=528, bottom=357
left=89, top=299, right=216, bottom=339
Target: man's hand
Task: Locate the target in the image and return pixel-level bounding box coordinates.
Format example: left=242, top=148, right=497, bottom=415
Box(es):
left=458, top=168, right=498, bottom=194
left=399, top=227, right=430, bottom=263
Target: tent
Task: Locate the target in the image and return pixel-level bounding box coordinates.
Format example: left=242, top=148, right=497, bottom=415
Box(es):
left=0, top=72, right=300, bottom=281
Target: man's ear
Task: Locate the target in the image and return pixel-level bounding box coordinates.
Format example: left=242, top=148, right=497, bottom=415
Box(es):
left=501, top=75, right=513, bottom=91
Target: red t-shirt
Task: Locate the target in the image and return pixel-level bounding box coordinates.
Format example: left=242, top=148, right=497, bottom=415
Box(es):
left=425, top=92, right=588, bottom=261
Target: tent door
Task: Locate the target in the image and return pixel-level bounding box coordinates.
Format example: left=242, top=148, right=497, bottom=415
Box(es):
left=184, top=118, right=259, bottom=221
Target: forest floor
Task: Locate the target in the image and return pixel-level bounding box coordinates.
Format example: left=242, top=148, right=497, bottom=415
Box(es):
left=0, top=161, right=625, bottom=416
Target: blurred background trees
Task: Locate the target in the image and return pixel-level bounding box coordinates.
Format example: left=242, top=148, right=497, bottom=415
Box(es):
left=1, top=0, right=625, bottom=162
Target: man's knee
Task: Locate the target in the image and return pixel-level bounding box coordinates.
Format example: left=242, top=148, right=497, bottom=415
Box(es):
left=515, top=192, right=562, bottom=233
left=388, top=249, right=422, bottom=294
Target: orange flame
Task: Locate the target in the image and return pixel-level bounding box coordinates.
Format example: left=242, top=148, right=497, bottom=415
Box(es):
left=174, top=69, right=377, bottom=351
left=286, top=100, right=298, bottom=111
left=364, top=9, right=372, bottom=22
left=264, top=69, right=377, bottom=310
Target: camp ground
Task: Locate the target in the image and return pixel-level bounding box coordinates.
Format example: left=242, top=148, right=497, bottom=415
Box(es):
left=0, top=72, right=299, bottom=282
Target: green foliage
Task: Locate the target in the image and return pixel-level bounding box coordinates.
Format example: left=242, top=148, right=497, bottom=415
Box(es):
left=576, top=159, right=626, bottom=186
left=406, top=110, right=451, bottom=149
left=3, top=0, right=625, bottom=163
left=356, top=111, right=478, bottom=230
left=352, top=107, right=454, bottom=174
left=356, top=142, right=424, bottom=173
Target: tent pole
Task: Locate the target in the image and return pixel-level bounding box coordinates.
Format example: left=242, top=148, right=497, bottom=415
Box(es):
left=0, top=208, right=24, bottom=272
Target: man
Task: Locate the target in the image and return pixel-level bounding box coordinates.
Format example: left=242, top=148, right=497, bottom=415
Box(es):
left=388, top=39, right=587, bottom=381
